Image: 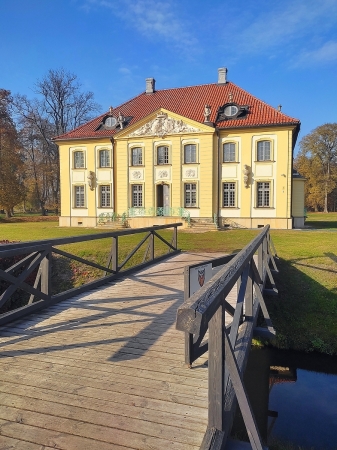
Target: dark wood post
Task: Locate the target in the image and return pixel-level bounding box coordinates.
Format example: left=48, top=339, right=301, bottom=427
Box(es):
left=184, top=266, right=193, bottom=367
left=40, top=246, right=51, bottom=300
left=112, top=236, right=118, bottom=273
left=149, top=231, right=155, bottom=260
left=245, top=262, right=253, bottom=318
left=208, top=303, right=224, bottom=431
left=173, top=225, right=178, bottom=250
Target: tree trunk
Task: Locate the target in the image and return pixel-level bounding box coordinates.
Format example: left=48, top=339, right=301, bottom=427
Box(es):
left=5, top=209, right=11, bottom=219
left=324, top=181, right=328, bottom=213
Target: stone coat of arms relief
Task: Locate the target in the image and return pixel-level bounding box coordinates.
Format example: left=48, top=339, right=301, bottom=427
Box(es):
left=128, top=113, right=200, bottom=138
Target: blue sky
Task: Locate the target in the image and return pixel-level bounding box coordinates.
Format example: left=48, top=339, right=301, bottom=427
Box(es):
left=1, top=0, right=337, bottom=153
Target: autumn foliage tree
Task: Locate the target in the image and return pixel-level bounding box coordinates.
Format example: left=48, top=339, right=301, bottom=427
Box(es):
left=295, top=123, right=337, bottom=212
left=0, top=90, right=25, bottom=218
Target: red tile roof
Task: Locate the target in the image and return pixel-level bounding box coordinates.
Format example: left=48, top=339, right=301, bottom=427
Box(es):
left=54, top=82, right=300, bottom=141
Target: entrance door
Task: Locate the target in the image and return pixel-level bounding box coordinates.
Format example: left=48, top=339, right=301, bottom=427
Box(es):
left=156, top=184, right=170, bottom=216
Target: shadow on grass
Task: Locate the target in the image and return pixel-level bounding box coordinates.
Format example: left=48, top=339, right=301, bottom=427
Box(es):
left=265, top=257, right=337, bottom=355
left=305, top=219, right=337, bottom=229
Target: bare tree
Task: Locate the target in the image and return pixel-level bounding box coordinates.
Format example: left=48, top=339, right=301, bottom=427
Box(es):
left=299, top=123, right=337, bottom=213
left=12, top=69, right=101, bottom=215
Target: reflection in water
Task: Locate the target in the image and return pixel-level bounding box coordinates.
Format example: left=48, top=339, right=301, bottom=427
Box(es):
left=231, top=348, right=337, bottom=449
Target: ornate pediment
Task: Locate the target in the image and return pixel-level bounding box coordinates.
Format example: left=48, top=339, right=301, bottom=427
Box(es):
left=128, top=112, right=200, bottom=138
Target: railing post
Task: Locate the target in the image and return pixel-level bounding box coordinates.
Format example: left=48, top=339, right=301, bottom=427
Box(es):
left=245, top=261, right=253, bottom=319
left=112, top=236, right=118, bottom=272
left=173, top=225, right=177, bottom=250
left=40, top=246, right=52, bottom=301
left=208, top=303, right=224, bottom=431
left=184, top=266, right=193, bottom=367
left=149, top=231, right=155, bottom=261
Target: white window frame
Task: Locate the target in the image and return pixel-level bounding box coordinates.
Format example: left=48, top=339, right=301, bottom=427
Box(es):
left=257, top=181, right=271, bottom=207
left=184, top=183, right=197, bottom=208
left=131, top=147, right=143, bottom=166
left=223, top=142, right=236, bottom=162
left=157, top=145, right=169, bottom=165
left=99, top=149, right=111, bottom=168
left=257, top=140, right=272, bottom=161
left=132, top=184, right=143, bottom=207
left=100, top=185, right=111, bottom=208
left=223, top=182, right=236, bottom=207
left=74, top=151, right=85, bottom=169
left=74, top=185, right=85, bottom=208
left=184, top=144, right=197, bottom=164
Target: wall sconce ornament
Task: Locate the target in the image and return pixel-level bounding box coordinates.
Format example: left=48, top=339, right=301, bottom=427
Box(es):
left=87, top=171, right=95, bottom=190
left=243, top=165, right=250, bottom=188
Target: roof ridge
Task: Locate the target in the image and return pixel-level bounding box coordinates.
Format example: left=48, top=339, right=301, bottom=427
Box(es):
left=229, top=81, right=299, bottom=121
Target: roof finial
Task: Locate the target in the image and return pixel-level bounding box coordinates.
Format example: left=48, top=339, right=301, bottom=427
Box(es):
left=109, top=106, right=113, bottom=115
left=278, top=104, right=282, bottom=112
left=229, top=93, right=233, bottom=102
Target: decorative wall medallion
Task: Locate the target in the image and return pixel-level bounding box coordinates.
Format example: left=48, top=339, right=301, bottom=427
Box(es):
left=186, top=169, right=196, bottom=178
left=128, top=112, right=200, bottom=138
left=243, top=165, right=250, bottom=188
left=132, top=170, right=142, bottom=179
left=158, top=170, right=169, bottom=178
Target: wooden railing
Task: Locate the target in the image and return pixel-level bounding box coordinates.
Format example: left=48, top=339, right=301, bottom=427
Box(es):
left=0, top=223, right=181, bottom=326
left=176, top=225, right=278, bottom=450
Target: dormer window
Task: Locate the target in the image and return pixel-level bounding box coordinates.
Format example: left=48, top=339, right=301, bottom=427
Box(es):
left=224, top=105, right=238, bottom=117
left=216, top=103, right=249, bottom=122
left=104, top=116, right=117, bottom=129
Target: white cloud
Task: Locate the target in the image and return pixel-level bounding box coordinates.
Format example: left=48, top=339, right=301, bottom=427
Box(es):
left=83, top=0, right=198, bottom=52
left=119, top=67, right=132, bottom=75
left=293, top=41, right=337, bottom=67
left=222, top=0, right=337, bottom=57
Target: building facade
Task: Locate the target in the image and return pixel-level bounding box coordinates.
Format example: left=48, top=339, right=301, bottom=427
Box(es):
left=55, top=68, right=304, bottom=229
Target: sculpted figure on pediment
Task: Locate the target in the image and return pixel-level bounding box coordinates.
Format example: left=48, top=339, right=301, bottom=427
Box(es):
left=129, top=113, right=200, bottom=138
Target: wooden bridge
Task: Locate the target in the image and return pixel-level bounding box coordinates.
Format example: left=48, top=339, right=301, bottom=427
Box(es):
left=0, top=224, right=278, bottom=450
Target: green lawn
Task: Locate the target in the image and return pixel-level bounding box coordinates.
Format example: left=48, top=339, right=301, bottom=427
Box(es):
left=1, top=213, right=337, bottom=355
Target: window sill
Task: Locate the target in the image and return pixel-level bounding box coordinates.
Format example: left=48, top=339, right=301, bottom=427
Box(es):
left=184, top=162, right=199, bottom=165
left=253, top=207, right=275, bottom=209
left=73, top=167, right=87, bottom=170
left=254, top=160, right=275, bottom=163
left=73, top=207, right=88, bottom=209
left=155, top=164, right=172, bottom=167
left=99, top=166, right=112, bottom=169
left=222, top=207, right=239, bottom=209
left=130, top=165, right=144, bottom=167
left=184, top=206, right=199, bottom=209
left=222, top=161, right=239, bottom=164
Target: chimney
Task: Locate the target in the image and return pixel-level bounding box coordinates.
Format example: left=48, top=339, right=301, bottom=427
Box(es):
left=218, top=67, right=228, bottom=84
left=146, top=78, right=155, bottom=94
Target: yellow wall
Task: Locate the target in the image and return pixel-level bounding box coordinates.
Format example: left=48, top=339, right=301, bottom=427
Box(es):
left=57, top=110, right=301, bottom=229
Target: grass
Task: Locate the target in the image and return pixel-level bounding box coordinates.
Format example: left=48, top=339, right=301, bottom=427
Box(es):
left=1, top=212, right=337, bottom=354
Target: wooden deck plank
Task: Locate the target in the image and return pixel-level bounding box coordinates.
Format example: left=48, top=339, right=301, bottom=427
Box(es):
left=0, top=252, right=229, bottom=449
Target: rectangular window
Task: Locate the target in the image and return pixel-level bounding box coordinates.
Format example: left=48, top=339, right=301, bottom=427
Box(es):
left=184, top=183, right=197, bottom=207
left=74, top=151, right=85, bottom=168
left=257, top=141, right=271, bottom=161
left=132, top=184, right=143, bottom=207
left=223, top=143, right=236, bottom=162
left=132, top=147, right=143, bottom=166
left=257, top=182, right=270, bottom=207
left=99, top=150, right=110, bottom=167
left=223, top=182, right=236, bottom=207
left=157, top=146, right=169, bottom=165
left=75, top=186, right=85, bottom=207
left=100, top=185, right=111, bottom=207
left=184, top=144, right=196, bottom=163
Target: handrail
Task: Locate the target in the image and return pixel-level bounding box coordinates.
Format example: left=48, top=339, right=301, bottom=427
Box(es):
left=176, top=225, right=279, bottom=450
left=0, top=223, right=182, bottom=326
